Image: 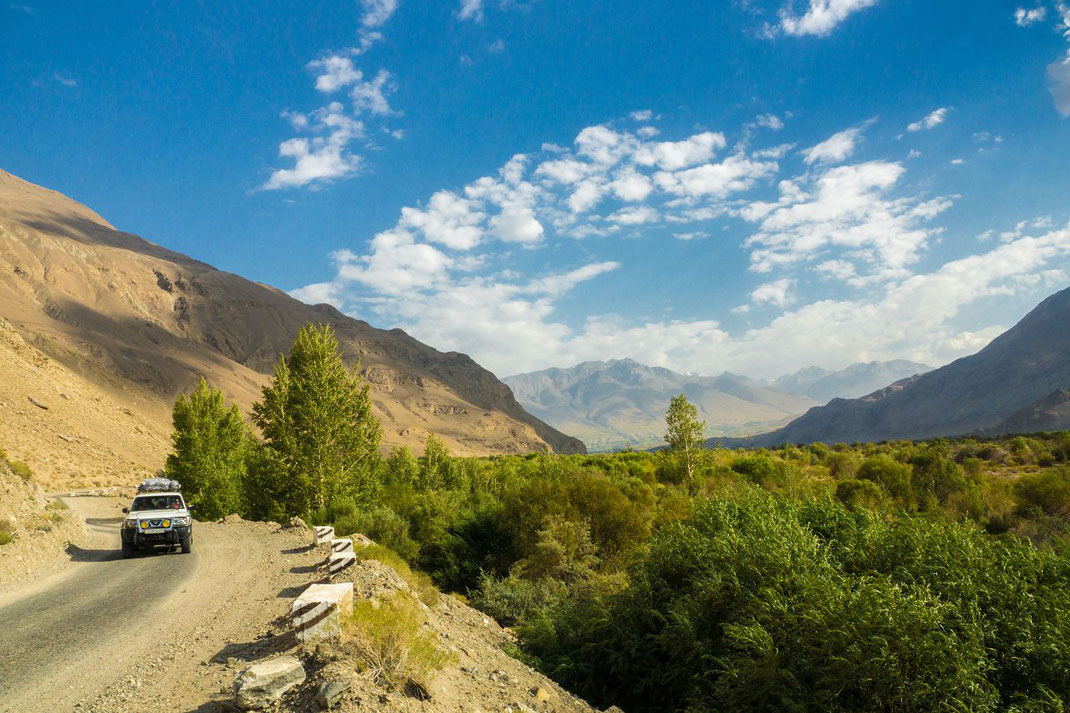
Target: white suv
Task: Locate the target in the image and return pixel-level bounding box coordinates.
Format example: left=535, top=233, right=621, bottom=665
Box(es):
left=121, top=479, right=194, bottom=557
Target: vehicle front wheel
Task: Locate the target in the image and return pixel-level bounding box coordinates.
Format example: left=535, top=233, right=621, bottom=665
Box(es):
left=121, top=542, right=137, bottom=559
left=180, top=533, right=192, bottom=554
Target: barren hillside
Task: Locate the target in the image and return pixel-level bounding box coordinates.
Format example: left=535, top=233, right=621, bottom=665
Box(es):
left=0, top=169, right=583, bottom=487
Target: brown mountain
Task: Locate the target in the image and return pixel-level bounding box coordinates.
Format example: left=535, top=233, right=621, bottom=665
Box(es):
left=0, top=169, right=582, bottom=488
left=716, top=286, right=1070, bottom=447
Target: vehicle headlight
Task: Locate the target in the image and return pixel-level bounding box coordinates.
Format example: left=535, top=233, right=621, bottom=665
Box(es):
left=172, top=516, right=189, bottom=526
left=123, top=519, right=137, bottom=529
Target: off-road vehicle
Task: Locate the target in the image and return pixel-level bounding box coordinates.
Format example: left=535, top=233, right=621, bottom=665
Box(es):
left=120, top=478, right=194, bottom=557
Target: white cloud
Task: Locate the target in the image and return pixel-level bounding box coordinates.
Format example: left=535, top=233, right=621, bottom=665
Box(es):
left=491, top=204, right=544, bottom=243
left=610, top=168, right=654, bottom=201
left=261, top=103, right=364, bottom=190
left=907, top=107, right=949, bottom=132
left=285, top=117, right=1069, bottom=379
left=629, top=109, right=654, bottom=121
left=950, top=158, right=965, bottom=165
left=654, top=154, right=778, bottom=198
left=264, top=0, right=402, bottom=191
left=458, top=0, right=483, bottom=20
left=1015, top=6, right=1048, bottom=26
left=309, top=55, right=362, bottom=93
left=608, top=206, right=659, bottom=225
left=634, top=131, right=727, bottom=171
left=750, top=278, right=795, bottom=307
left=775, top=0, right=879, bottom=37
left=1049, top=59, right=1070, bottom=117
left=350, top=69, right=395, bottom=115
left=361, top=0, right=399, bottom=28
left=743, top=160, right=952, bottom=276
left=755, top=113, right=785, bottom=130
left=802, top=127, right=862, bottom=165
left=399, top=190, right=486, bottom=250
left=52, top=71, right=77, bottom=88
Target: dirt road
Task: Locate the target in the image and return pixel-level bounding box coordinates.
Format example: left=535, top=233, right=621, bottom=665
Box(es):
left=0, top=496, right=319, bottom=713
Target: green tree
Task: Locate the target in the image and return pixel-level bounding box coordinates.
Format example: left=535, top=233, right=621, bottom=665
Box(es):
left=164, top=378, right=248, bottom=520
left=665, top=394, right=705, bottom=491
left=418, top=434, right=451, bottom=491
left=252, top=323, right=382, bottom=515
left=385, top=445, right=419, bottom=486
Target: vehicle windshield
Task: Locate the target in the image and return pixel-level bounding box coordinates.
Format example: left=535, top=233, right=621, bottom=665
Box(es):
left=130, top=495, right=184, bottom=511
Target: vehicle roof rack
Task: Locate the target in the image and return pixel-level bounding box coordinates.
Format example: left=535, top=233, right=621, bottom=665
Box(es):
left=137, top=477, right=182, bottom=493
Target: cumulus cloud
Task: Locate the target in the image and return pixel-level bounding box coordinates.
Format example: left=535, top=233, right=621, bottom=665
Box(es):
left=750, top=278, right=795, bottom=307
left=742, top=160, right=952, bottom=277
left=262, top=0, right=403, bottom=190
left=361, top=0, right=399, bottom=28
left=261, top=103, right=364, bottom=190
left=1015, top=5, right=1048, bottom=26
left=309, top=55, right=362, bottom=93
left=286, top=115, right=1065, bottom=377
left=774, top=0, right=879, bottom=37
left=907, top=107, right=950, bottom=132
left=755, top=113, right=785, bottom=130
left=802, top=127, right=862, bottom=165
left=399, top=191, right=485, bottom=250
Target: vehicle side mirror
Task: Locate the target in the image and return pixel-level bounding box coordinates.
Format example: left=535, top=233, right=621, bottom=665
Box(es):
left=186, top=505, right=194, bottom=511
left=122, top=507, right=128, bottom=513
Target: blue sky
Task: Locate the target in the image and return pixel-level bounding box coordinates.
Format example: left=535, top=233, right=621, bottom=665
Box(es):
left=3, top=0, right=1070, bottom=378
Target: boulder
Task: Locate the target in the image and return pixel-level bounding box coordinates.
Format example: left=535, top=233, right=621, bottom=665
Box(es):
left=315, top=680, right=352, bottom=709
left=233, top=655, right=306, bottom=710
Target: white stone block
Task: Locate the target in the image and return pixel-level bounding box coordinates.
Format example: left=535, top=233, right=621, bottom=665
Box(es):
left=313, top=525, right=334, bottom=546
left=290, top=582, right=353, bottom=643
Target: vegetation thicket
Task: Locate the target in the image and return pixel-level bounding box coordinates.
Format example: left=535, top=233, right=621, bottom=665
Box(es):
left=164, top=332, right=1070, bottom=712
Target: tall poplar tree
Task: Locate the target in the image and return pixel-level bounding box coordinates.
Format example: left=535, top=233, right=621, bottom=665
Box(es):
left=253, top=323, right=382, bottom=514
left=665, top=393, right=705, bottom=492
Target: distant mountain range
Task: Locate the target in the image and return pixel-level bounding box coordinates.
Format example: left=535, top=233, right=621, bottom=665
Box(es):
left=772, top=360, right=932, bottom=404
left=715, top=287, right=1070, bottom=447
left=503, top=359, right=929, bottom=451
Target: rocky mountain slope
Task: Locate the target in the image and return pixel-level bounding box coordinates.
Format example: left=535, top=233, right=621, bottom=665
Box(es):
left=504, top=358, right=818, bottom=450
left=726, top=287, right=1070, bottom=446
left=772, top=360, right=932, bottom=404
left=0, top=169, right=582, bottom=488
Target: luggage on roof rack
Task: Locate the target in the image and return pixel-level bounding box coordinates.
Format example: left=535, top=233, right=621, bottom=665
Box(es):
left=138, top=477, right=181, bottom=493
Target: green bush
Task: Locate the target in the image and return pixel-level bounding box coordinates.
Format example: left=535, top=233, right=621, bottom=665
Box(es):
left=519, top=489, right=1070, bottom=713
left=857, top=454, right=912, bottom=504
left=835, top=478, right=886, bottom=509
left=1016, top=467, right=1070, bottom=518
left=470, top=572, right=568, bottom=626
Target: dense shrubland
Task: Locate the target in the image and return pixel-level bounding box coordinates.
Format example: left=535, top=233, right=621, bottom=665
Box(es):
left=164, top=323, right=1070, bottom=712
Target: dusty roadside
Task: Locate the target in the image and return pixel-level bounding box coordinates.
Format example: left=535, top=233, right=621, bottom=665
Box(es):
left=0, top=496, right=321, bottom=713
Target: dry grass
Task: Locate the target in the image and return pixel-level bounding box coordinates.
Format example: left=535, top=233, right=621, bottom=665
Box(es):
left=0, top=516, right=14, bottom=546
left=342, top=591, right=453, bottom=691
left=8, top=460, right=32, bottom=481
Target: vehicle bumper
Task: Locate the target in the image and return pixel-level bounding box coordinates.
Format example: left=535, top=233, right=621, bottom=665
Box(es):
left=121, top=525, right=192, bottom=548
